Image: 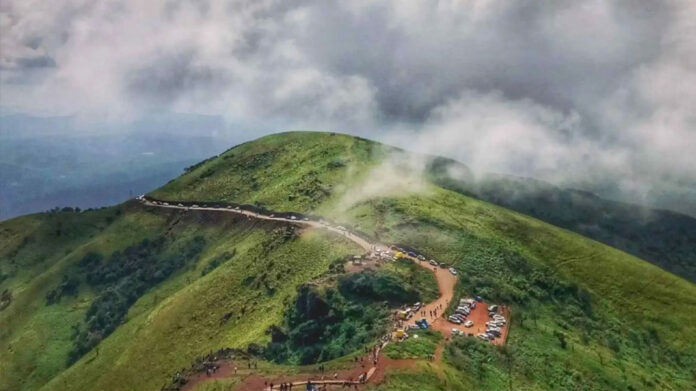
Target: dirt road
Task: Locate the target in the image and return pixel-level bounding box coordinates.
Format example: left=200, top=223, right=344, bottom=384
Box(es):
left=139, top=197, right=507, bottom=390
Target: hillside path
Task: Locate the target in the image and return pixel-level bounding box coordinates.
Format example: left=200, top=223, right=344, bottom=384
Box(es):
left=138, top=197, right=506, bottom=389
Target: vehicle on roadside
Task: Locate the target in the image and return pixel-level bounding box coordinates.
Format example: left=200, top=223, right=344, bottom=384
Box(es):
left=417, top=255, right=425, bottom=261
left=451, top=328, right=462, bottom=336
left=178, top=203, right=184, bottom=207
left=477, top=333, right=492, bottom=341
left=449, top=267, right=458, bottom=275
left=290, top=215, right=297, bottom=220
left=407, top=251, right=417, bottom=258
left=235, top=206, right=240, bottom=210
left=429, top=260, right=439, bottom=266
left=413, top=302, right=422, bottom=311
left=303, top=217, right=309, bottom=221
left=191, top=204, right=199, bottom=208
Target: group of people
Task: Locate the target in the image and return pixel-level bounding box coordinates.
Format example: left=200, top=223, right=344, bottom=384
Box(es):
left=416, top=302, right=444, bottom=319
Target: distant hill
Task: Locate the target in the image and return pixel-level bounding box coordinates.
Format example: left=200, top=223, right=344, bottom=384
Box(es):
left=426, top=157, right=696, bottom=283
left=1, top=131, right=695, bottom=391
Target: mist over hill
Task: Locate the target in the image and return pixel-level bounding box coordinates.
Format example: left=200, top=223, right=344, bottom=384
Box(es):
left=2, top=132, right=695, bottom=391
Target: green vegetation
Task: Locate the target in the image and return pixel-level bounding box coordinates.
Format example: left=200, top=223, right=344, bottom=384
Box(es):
left=150, top=132, right=390, bottom=212
left=69, top=235, right=206, bottom=363
left=263, top=266, right=435, bottom=365
left=1, top=131, right=695, bottom=391
left=428, top=158, right=696, bottom=283
left=383, top=330, right=442, bottom=360
left=263, top=284, right=390, bottom=365
left=383, top=258, right=439, bottom=303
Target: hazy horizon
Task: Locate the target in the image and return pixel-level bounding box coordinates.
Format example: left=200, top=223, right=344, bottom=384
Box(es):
left=2, top=1, right=695, bottom=218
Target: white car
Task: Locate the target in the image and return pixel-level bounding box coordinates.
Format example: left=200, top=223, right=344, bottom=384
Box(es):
left=464, top=320, right=474, bottom=328
left=429, top=260, right=438, bottom=266
left=449, top=267, right=458, bottom=275
left=290, top=216, right=297, bottom=220
left=451, top=328, right=462, bottom=336
left=192, top=204, right=199, bottom=208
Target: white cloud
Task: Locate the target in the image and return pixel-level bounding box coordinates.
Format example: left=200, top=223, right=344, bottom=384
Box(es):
left=1, top=0, right=695, bottom=212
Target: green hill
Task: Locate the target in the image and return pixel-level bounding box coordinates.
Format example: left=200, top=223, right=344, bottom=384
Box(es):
left=1, top=131, right=695, bottom=391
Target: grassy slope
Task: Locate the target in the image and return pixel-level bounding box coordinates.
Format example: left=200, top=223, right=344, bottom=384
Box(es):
left=152, top=132, right=696, bottom=389
left=0, top=204, right=361, bottom=391
left=2, top=131, right=695, bottom=391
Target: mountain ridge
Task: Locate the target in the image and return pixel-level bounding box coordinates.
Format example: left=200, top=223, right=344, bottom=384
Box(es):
left=1, top=131, right=695, bottom=391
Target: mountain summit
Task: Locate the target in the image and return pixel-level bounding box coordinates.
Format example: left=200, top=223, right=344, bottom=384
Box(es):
left=1, top=131, right=695, bottom=391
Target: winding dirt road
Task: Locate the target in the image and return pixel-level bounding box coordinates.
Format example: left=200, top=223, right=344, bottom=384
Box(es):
left=139, top=197, right=506, bottom=390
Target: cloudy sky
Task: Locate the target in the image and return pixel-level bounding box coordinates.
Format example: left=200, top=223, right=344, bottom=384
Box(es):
left=2, top=0, right=695, bottom=211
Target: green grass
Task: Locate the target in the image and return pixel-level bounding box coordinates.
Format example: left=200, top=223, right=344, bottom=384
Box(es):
left=383, top=330, right=442, bottom=360
left=2, top=131, right=695, bottom=391
left=382, top=258, right=439, bottom=303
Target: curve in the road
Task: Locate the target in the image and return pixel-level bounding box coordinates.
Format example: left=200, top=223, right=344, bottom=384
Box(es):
left=138, top=196, right=504, bottom=390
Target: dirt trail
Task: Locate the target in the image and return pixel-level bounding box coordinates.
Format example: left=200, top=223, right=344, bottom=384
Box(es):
left=140, top=198, right=507, bottom=390
left=401, top=259, right=457, bottom=337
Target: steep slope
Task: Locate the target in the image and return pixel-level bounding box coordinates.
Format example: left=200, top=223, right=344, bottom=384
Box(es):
left=0, top=205, right=361, bottom=391
left=153, top=132, right=696, bottom=284
left=1, top=131, right=695, bottom=391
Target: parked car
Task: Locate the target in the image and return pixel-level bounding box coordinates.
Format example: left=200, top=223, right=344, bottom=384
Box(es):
left=475, top=296, right=483, bottom=302
left=488, top=305, right=499, bottom=313
left=477, top=333, right=492, bottom=341
left=464, top=320, right=474, bottom=328
left=429, top=260, right=439, bottom=266
left=448, top=316, right=462, bottom=324
left=449, top=267, right=458, bottom=275
left=413, top=302, right=422, bottom=311
left=451, top=328, right=462, bottom=336
left=407, top=251, right=417, bottom=257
